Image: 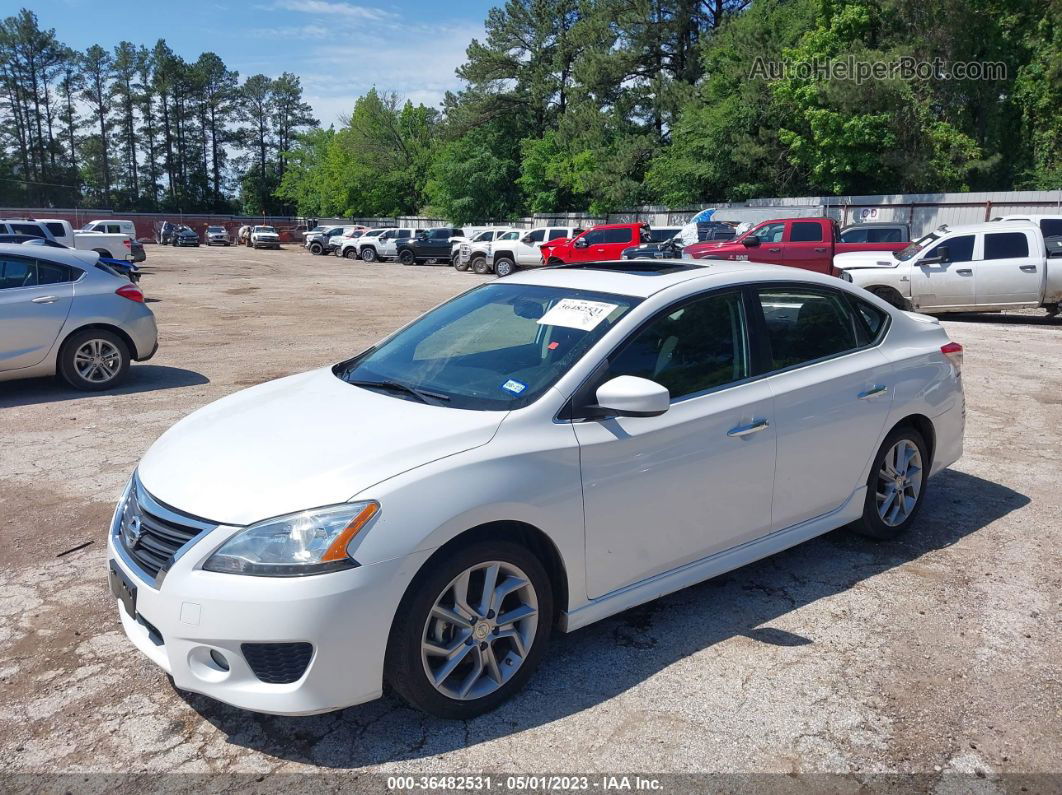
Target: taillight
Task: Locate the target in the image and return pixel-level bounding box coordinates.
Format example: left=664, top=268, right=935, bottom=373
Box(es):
left=123, top=239, right=131, bottom=248
left=941, top=341, right=963, bottom=375
left=115, top=283, right=144, bottom=303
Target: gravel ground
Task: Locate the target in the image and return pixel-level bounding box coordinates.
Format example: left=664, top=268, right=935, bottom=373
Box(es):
left=0, top=244, right=1059, bottom=781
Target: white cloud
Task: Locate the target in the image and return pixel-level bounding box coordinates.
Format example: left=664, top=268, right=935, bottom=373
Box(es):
left=268, top=0, right=394, bottom=20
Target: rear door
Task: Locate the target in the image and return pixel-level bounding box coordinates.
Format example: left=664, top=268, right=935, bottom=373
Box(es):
left=754, top=285, right=893, bottom=529
left=975, top=229, right=1043, bottom=307
left=0, top=255, right=76, bottom=371
left=783, top=220, right=831, bottom=272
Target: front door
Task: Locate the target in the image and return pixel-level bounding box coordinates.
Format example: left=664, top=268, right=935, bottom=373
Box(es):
left=975, top=229, right=1043, bottom=307
left=911, top=234, right=976, bottom=311
left=753, top=286, right=894, bottom=529
left=575, top=289, right=776, bottom=599
left=0, top=255, right=75, bottom=371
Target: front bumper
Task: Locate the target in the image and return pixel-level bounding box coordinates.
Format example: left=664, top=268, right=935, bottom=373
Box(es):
left=174, top=239, right=199, bottom=246
left=106, top=489, right=428, bottom=715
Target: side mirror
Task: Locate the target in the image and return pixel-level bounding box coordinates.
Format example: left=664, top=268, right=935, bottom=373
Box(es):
left=743, top=235, right=760, bottom=247
left=574, top=237, right=589, bottom=249
left=921, top=246, right=949, bottom=265
left=592, top=376, right=670, bottom=418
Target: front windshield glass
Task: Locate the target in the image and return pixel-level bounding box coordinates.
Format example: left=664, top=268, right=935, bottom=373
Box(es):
left=207, top=226, right=224, bottom=232
left=255, top=226, right=276, bottom=233
left=335, top=283, right=639, bottom=410
left=896, top=232, right=939, bottom=261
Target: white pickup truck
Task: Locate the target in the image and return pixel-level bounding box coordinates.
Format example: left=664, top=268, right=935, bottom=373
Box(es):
left=34, top=218, right=134, bottom=261
left=835, top=220, right=1062, bottom=316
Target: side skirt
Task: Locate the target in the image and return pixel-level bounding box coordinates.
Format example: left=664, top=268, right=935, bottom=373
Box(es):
left=558, top=486, right=866, bottom=633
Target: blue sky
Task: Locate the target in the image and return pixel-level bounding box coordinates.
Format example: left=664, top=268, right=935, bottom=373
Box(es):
left=18, top=0, right=496, bottom=125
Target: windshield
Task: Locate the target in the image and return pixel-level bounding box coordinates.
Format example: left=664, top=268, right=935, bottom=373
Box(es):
left=895, top=232, right=939, bottom=261
left=334, top=283, right=639, bottom=410
left=255, top=226, right=277, bottom=233
left=207, top=226, right=224, bottom=232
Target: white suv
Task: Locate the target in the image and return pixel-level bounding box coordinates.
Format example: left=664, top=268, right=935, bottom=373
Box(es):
left=483, top=226, right=583, bottom=276
left=109, top=259, right=964, bottom=719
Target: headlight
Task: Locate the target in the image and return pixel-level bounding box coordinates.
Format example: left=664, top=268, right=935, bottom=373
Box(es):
left=203, top=501, right=378, bottom=576
left=838, top=269, right=854, bottom=282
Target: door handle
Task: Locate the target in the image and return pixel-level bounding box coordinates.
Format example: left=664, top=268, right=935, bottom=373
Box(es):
left=727, top=418, right=770, bottom=437
left=858, top=385, right=888, bottom=400
left=813, top=247, right=827, bottom=252
left=956, top=268, right=972, bottom=276
left=1019, top=264, right=1037, bottom=272
left=31, top=295, right=58, bottom=304
left=767, top=247, right=781, bottom=253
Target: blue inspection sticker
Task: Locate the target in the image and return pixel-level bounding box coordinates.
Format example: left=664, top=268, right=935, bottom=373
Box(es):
left=501, top=379, right=527, bottom=395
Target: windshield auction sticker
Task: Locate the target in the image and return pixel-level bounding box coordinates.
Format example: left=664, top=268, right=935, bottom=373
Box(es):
left=538, top=299, right=618, bottom=331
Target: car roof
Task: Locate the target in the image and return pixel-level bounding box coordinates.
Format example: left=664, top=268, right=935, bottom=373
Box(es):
left=0, top=242, right=103, bottom=268
left=842, top=222, right=907, bottom=228
left=501, top=259, right=839, bottom=299
left=994, top=214, right=1062, bottom=221
left=935, top=221, right=1040, bottom=235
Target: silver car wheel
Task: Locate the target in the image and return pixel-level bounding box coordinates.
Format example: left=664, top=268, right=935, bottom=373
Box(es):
left=74, top=339, right=122, bottom=384
left=421, top=561, right=539, bottom=701
left=876, top=439, right=922, bottom=526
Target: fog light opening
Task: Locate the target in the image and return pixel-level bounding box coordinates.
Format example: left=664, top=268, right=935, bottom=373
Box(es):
left=209, top=649, right=230, bottom=671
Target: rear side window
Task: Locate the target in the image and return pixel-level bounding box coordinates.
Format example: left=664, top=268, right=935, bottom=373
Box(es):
left=547, top=229, right=569, bottom=241
left=398, top=230, right=411, bottom=239
left=11, top=223, right=43, bottom=237
left=609, top=291, right=749, bottom=400
left=867, top=227, right=903, bottom=242
left=984, top=232, right=1029, bottom=260
left=585, top=228, right=634, bottom=245
left=37, top=261, right=75, bottom=285
left=790, top=222, right=824, bottom=242
left=848, top=296, right=889, bottom=343
left=0, top=256, right=36, bottom=289
left=757, top=288, right=862, bottom=369
left=1041, top=220, right=1062, bottom=238
left=45, top=222, right=66, bottom=237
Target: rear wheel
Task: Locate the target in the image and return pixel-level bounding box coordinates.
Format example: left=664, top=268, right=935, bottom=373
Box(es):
left=851, top=426, right=929, bottom=540
left=361, top=247, right=378, bottom=263
left=453, top=257, right=471, bottom=272
left=386, top=540, right=552, bottom=719
left=472, top=256, right=492, bottom=275
left=344, top=248, right=359, bottom=260
left=59, top=329, right=130, bottom=391
left=400, top=250, right=416, bottom=266
left=309, top=241, right=323, bottom=255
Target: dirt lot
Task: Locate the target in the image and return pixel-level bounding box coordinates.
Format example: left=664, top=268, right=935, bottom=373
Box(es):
left=0, top=243, right=1059, bottom=780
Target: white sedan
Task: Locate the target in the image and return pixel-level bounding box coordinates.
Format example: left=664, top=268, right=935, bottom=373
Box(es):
left=108, top=260, right=965, bottom=718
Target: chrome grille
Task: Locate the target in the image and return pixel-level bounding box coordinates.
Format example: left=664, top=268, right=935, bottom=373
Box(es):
left=119, top=480, right=214, bottom=581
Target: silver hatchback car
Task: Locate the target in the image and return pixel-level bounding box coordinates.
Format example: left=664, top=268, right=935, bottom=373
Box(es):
left=0, top=245, right=158, bottom=390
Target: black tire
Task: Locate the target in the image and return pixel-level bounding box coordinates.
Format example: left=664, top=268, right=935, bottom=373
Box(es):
left=309, top=242, right=323, bottom=255
left=361, top=247, right=378, bottom=263
left=453, top=257, right=471, bottom=272
left=399, top=250, right=416, bottom=266
left=851, top=425, right=930, bottom=540
left=472, top=256, right=492, bottom=275
left=386, top=539, right=553, bottom=719
left=494, top=257, right=517, bottom=278
left=870, top=286, right=910, bottom=311
left=58, top=328, right=130, bottom=391
left=344, top=247, right=359, bottom=260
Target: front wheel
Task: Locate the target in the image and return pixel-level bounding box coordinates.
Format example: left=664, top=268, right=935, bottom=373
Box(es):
left=494, top=257, right=517, bottom=278
left=399, top=250, right=416, bottom=266
left=386, top=540, right=552, bottom=719
left=851, top=426, right=929, bottom=540
left=361, top=247, right=378, bottom=263
left=472, top=256, right=492, bottom=275
left=309, top=242, right=323, bottom=255
left=453, top=257, right=471, bottom=272
left=344, top=248, right=359, bottom=260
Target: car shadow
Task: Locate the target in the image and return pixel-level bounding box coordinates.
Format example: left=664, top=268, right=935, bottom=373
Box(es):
left=938, top=311, right=1059, bottom=326
left=0, top=365, right=209, bottom=407
left=177, top=468, right=1027, bottom=768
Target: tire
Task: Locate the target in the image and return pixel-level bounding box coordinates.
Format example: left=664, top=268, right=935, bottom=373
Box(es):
left=344, top=248, right=359, bottom=260
left=309, top=242, right=323, bottom=255
left=59, top=328, right=130, bottom=391
left=386, top=540, right=553, bottom=719
left=399, top=250, right=416, bottom=266
left=870, top=287, right=910, bottom=311
left=851, top=426, right=929, bottom=540
left=453, top=257, right=471, bottom=272
left=361, top=247, right=378, bottom=263
left=494, top=257, right=517, bottom=278
left=472, top=256, right=492, bottom=275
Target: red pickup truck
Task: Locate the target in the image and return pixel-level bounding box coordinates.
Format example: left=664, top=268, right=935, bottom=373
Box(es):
left=684, top=217, right=908, bottom=274
left=541, top=223, right=651, bottom=265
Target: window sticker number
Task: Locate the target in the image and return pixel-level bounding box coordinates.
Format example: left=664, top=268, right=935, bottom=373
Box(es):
left=501, top=379, right=527, bottom=394
left=537, top=299, right=618, bottom=331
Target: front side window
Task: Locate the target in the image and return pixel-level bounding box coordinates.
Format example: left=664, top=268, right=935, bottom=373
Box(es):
left=1040, top=220, right=1062, bottom=238
left=754, top=222, right=786, bottom=244
left=790, top=221, right=824, bottom=242
left=927, top=235, right=974, bottom=262
left=11, top=223, right=43, bottom=237
left=840, top=228, right=868, bottom=243
left=758, top=288, right=862, bottom=369
left=499, top=231, right=519, bottom=241
left=335, top=284, right=639, bottom=410
left=983, top=232, right=1029, bottom=260
left=607, top=291, right=749, bottom=401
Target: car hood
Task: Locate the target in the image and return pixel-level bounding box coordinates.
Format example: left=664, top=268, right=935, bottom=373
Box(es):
left=834, top=250, right=900, bottom=269
left=137, top=367, right=506, bottom=526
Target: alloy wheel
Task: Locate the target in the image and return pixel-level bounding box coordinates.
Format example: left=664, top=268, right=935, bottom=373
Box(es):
left=74, top=339, right=122, bottom=384
left=420, top=561, right=539, bottom=701
left=876, top=439, right=923, bottom=526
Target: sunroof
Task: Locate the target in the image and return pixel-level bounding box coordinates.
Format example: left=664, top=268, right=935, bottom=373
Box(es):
left=559, top=259, right=705, bottom=275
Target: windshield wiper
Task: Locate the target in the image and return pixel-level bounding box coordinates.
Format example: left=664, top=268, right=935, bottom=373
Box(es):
left=346, top=378, right=450, bottom=405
